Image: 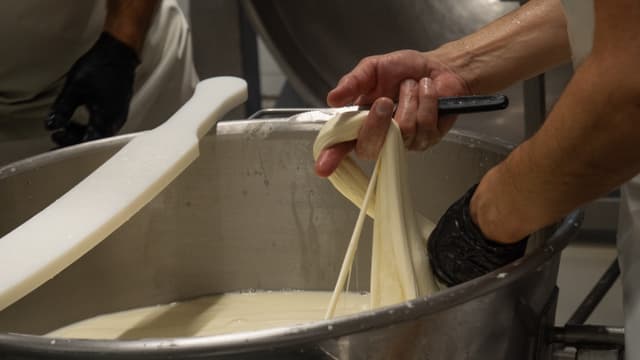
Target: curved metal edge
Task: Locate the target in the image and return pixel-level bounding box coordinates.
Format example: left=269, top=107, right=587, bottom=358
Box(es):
left=552, top=325, right=625, bottom=347
left=0, top=134, right=139, bottom=180
left=0, top=118, right=515, bottom=177
left=248, top=108, right=314, bottom=119
left=0, top=211, right=582, bottom=358
left=0, top=118, right=581, bottom=358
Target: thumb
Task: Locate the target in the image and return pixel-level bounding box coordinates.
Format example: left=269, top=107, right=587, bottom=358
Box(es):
left=85, top=104, right=126, bottom=141
left=327, top=60, right=378, bottom=106
left=46, top=83, right=82, bottom=130
left=314, top=140, right=356, bottom=177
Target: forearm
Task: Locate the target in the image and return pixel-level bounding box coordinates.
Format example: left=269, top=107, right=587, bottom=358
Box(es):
left=104, top=0, right=159, bottom=53
left=432, top=0, right=570, bottom=94
left=470, top=0, right=640, bottom=243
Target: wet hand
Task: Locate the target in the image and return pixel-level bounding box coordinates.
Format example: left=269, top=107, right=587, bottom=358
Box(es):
left=315, top=50, right=471, bottom=177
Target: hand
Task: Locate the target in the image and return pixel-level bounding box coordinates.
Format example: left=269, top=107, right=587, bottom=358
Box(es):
left=427, top=185, right=528, bottom=287
left=46, top=32, right=140, bottom=147
left=315, top=49, right=471, bottom=177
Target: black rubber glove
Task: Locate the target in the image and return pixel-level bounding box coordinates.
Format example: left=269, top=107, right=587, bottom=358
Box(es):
left=46, top=32, right=140, bottom=147
left=427, top=185, right=528, bottom=287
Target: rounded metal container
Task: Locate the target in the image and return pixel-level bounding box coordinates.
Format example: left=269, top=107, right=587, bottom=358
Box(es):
left=0, top=118, right=580, bottom=359
left=241, top=0, right=545, bottom=143
left=242, top=0, right=520, bottom=107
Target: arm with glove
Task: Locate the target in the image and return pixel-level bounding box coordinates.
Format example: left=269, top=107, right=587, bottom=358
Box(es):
left=451, top=0, right=640, bottom=272
left=314, top=0, right=572, bottom=285
left=318, top=0, right=640, bottom=287
left=46, top=0, right=159, bottom=147
left=432, top=0, right=640, bottom=285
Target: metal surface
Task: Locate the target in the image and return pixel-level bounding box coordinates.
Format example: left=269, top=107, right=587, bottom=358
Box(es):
left=242, top=0, right=519, bottom=107
left=248, top=108, right=310, bottom=119
left=567, top=259, right=621, bottom=326
left=553, top=348, right=623, bottom=360
left=553, top=326, right=624, bottom=347
left=242, top=0, right=544, bottom=145
left=552, top=326, right=625, bottom=359
left=523, top=74, right=547, bottom=138
left=0, top=118, right=581, bottom=359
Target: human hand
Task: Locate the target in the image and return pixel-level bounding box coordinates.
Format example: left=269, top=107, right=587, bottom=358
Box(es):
left=315, top=49, right=471, bottom=177
left=46, top=32, right=139, bottom=147
left=427, top=185, right=528, bottom=287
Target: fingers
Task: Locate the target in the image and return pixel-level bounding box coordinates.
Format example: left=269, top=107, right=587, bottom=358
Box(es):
left=51, top=122, right=87, bottom=148
left=327, top=57, right=378, bottom=107
left=314, top=140, right=356, bottom=178
left=412, top=77, right=439, bottom=150
left=394, top=79, right=419, bottom=147
left=315, top=97, right=394, bottom=177
left=46, top=83, right=82, bottom=131
left=395, top=77, right=452, bottom=151
left=48, top=82, right=88, bottom=147
left=355, top=97, right=394, bottom=160
left=85, top=104, right=128, bottom=141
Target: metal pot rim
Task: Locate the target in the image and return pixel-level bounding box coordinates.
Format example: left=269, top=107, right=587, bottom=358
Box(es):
left=0, top=119, right=582, bottom=357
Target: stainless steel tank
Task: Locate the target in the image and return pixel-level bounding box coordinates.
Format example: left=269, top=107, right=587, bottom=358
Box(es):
left=242, top=0, right=521, bottom=107
left=0, top=117, right=580, bottom=359
left=241, top=0, right=541, bottom=143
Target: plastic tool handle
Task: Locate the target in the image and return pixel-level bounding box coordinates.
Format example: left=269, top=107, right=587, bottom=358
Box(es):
left=0, top=77, right=247, bottom=312
left=437, top=95, right=509, bottom=116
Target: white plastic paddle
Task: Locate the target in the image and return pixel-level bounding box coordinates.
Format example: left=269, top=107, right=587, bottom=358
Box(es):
left=0, top=77, right=247, bottom=311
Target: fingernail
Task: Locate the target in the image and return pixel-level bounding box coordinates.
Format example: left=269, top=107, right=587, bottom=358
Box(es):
left=421, top=77, right=433, bottom=92
left=45, top=113, right=57, bottom=129
left=316, top=150, right=327, bottom=165
left=376, top=100, right=394, bottom=117
left=416, top=138, right=431, bottom=150
left=402, top=78, right=418, bottom=91
left=315, top=152, right=333, bottom=177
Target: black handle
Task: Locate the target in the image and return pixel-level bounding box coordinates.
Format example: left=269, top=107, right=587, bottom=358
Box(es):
left=438, top=95, right=509, bottom=116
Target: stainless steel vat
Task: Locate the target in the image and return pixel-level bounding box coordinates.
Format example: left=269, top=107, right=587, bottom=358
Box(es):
left=242, top=0, right=520, bottom=107
left=242, top=0, right=576, bottom=144
left=0, top=118, right=581, bottom=359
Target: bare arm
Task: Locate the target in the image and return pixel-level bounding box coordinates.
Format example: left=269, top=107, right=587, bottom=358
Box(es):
left=104, top=0, right=159, bottom=53
left=436, top=0, right=571, bottom=93
left=471, top=0, right=640, bottom=243
left=316, top=0, right=571, bottom=176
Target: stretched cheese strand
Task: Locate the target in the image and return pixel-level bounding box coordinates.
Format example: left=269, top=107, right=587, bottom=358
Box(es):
left=313, top=111, right=438, bottom=312
left=324, top=158, right=380, bottom=319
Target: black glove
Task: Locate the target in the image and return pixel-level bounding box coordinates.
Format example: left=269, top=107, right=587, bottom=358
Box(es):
left=427, top=185, right=528, bottom=287
left=46, top=32, right=140, bottom=147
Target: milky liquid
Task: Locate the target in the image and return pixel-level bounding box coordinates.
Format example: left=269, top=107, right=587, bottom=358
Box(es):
left=47, top=291, right=370, bottom=340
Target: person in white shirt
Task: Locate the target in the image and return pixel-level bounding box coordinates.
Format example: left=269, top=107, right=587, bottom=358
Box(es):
left=0, top=0, right=198, bottom=165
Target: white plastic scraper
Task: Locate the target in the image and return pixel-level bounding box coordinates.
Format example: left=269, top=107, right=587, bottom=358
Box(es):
left=0, top=77, right=247, bottom=311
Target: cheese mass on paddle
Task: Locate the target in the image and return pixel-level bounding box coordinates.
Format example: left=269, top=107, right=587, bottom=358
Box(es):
left=312, top=111, right=439, bottom=312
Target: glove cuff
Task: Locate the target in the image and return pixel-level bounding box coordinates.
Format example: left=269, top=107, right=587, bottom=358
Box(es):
left=460, top=185, right=528, bottom=260
left=428, top=184, right=528, bottom=287
left=95, top=32, right=141, bottom=67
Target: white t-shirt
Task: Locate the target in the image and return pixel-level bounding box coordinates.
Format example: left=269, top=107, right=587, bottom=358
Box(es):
left=0, top=0, right=198, bottom=165
left=561, top=0, right=594, bottom=68
left=561, top=2, right=640, bottom=358
left=0, top=1, right=105, bottom=124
